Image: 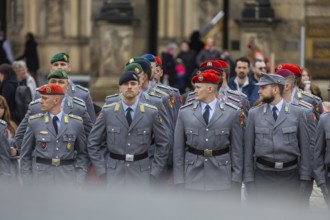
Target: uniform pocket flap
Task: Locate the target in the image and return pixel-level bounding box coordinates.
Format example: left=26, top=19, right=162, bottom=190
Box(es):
left=218, top=159, right=231, bottom=166
left=62, top=134, right=76, bottom=142
left=36, top=135, right=51, bottom=142
left=282, top=126, right=297, bottom=134
left=107, top=126, right=121, bottom=133
left=138, top=128, right=151, bottom=135
left=107, top=158, right=118, bottom=169
left=185, top=128, right=198, bottom=135
left=185, top=152, right=197, bottom=165
left=140, top=159, right=151, bottom=171
left=255, top=127, right=269, bottom=134
left=215, top=128, right=229, bottom=135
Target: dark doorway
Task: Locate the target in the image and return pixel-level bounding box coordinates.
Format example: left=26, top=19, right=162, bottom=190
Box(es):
left=148, top=0, right=158, bottom=55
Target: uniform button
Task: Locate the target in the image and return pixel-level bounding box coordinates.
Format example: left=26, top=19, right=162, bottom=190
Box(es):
left=112, top=129, right=114, bottom=131
left=190, top=130, right=192, bottom=133
left=42, top=138, right=45, bottom=141
left=205, top=159, right=208, bottom=162
left=222, top=131, right=224, bottom=134
left=127, top=164, right=130, bottom=167
left=206, top=129, right=208, bottom=131
left=56, top=148, right=59, bottom=150
left=205, top=139, right=208, bottom=141
left=56, top=140, right=59, bottom=143
left=144, top=131, right=146, bottom=134
left=128, top=143, right=130, bottom=146
left=128, top=133, right=131, bottom=136
left=56, top=156, right=58, bottom=159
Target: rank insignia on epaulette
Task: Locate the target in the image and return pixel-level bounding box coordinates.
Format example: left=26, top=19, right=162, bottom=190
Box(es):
left=143, top=103, right=157, bottom=110
left=225, top=102, right=239, bottom=110
left=73, top=99, right=85, bottom=107
left=106, top=94, right=119, bottom=99
left=64, top=115, right=69, bottom=124
left=227, top=95, right=240, bottom=103
left=29, top=113, right=44, bottom=121
left=66, top=142, right=72, bottom=151
left=68, top=114, right=82, bottom=121
left=40, top=131, right=48, bottom=134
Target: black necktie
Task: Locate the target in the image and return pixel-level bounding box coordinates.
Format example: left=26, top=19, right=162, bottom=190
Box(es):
left=53, top=116, right=59, bottom=134
left=126, top=107, right=132, bottom=126
left=203, top=105, right=210, bottom=125
left=272, top=106, right=278, bottom=121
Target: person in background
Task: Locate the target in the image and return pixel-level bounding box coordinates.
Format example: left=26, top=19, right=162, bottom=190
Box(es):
left=16, top=33, right=39, bottom=84
left=0, top=30, right=14, bottom=65
left=249, top=59, right=267, bottom=83
left=323, top=102, right=330, bottom=113
left=12, top=61, right=37, bottom=98
left=299, top=67, right=322, bottom=100
left=175, top=58, right=186, bottom=94
left=196, top=37, right=221, bottom=66
left=0, top=64, right=18, bottom=123
left=161, top=43, right=177, bottom=88
left=0, top=95, right=18, bottom=178
left=189, top=31, right=204, bottom=55
left=177, top=40, right=197, bottom=90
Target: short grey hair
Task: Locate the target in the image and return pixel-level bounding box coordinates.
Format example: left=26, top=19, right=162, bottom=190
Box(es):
left=12, top=60, right=27, bottom=71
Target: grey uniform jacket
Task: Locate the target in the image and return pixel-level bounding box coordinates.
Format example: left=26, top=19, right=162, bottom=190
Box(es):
left=244, top=101, right=311, bottom=183
left=20, top=113, right=88, bottom=186
left=173, top=100, right=243, bottom=191
left=15, top=96, right=92, bottom=152
left=314, top=112, right=330, bottom=186
left=293, top=89, right=323, bottom=121
left=0, top=120, right=13, bottom=178
left=87, top=101, right=169, bottom=187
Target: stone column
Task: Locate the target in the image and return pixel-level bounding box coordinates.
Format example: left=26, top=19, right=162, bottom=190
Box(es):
left=90, top=0, right=134, bottom=101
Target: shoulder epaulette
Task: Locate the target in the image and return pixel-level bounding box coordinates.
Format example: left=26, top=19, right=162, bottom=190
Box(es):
left=225, top=102, right=240, bottom=110
left=76, top=84, right=89, bottom=92
left=143, top=103, right=157, bottom=110
left=73, top=99, right=86, bottom=107
left=29, top=113, right=44, bottom=120
left=73, top=96, right=84, bottom=103
left=299, top=100, right=313, bottom=109
left=154, top=89, right=168, bottom=96
left=171, top=87, right=179, bottom=93
left=156, top=84, right=171, bottom=91
left=106, top=93, right=119, bottom=99
left=68, top=114, right=83, bottom=121
left=314, top=96, right=321, bottom=102
left=30, top=99, right=40, bottom=105
left=180, top=102, right=193, bottom=109
left=187, top=98, right=195, bottom=103
left=149, top=93, right=162, bottom=100
left=188, top=91, right=195, bottom=95
left=103, top=102, right=117, bottom=108
left=227, top=95, right=240, bottom=103
left=0, top=119, right=7, bottom=125
left=227, top=89, right=247, bottom=98
left=301, top=91, right=314, bottom=99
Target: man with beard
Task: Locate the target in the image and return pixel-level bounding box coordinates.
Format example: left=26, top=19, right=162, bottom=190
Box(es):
left=244, top=73, right=311, bottom=205
left=88, top=71, right=169, bottom=189
left=228, top=56, right=258, bottom=106
left=249, top=59, right=267, bottom=83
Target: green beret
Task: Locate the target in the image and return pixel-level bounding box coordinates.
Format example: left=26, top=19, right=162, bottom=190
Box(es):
left=124, top=63, right=143, bottom=74
left=126, top=57, right=150, bottom=66
left=47, top=69, right=69, bottom=81
left=50, top=52, right=70, bottom=64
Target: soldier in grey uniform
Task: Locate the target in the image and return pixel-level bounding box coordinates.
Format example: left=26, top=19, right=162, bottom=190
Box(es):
left=20, top=84, right=88, bottom=186
left=275, top=63, right=323, bottom=121
left=0, top=119, right=13, bottom=180
left=88, top=71, right=169, bottom=188
left=15, top=69, right=93, bottom=153
left=314, top=112, right=330, bottom=206
left=104, top=63, right=171, bottom=164
left=34, top=52, right=96, bottom=123
left=173, top=69, right=243, bottom=197
left=244, top=73, right=311, bottom=203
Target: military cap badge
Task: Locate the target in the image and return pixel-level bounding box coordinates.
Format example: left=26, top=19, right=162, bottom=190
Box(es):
left=129, top=58, right=134, bottom=63
left=134, top=67, right=140, bottom=74
left=207, top=61, right=212, bottom=66
left=198, top=75, right=204, bottom=81
left=277, top=65, right=282, bottom=70
left=46, top=87, right=52, bottom=94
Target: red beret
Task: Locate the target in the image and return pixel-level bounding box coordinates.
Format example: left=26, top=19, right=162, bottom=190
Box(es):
left=154, top=56, right=162, bottom=65
left=199, top=60, right=223, bottom=74
left=275, top=69, right=294, bottom=78
left=275, top=63, right=301, bottom=77
left=217, top=60, right=228, bottom=69
left=192, top=69, right=221, bottom=84
left=38, top=84, right=65, bottom=95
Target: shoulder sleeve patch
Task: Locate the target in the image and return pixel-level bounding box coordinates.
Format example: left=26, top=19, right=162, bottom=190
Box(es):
left=68, top=114, right=83, bottom=121
left=29, top=113, right=44, bottom=120
left=225, top=102, right=240, bottom=110
left=76, top=84, right=89, bottom=92
left=180, top=102, right=193, bottom=109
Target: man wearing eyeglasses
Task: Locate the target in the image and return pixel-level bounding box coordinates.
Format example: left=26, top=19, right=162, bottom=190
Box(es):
left=250, top=59, right=267, bottom=83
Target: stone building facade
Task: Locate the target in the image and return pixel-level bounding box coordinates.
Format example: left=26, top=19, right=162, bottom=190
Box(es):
left=1, top=0, right=329, bottom=100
